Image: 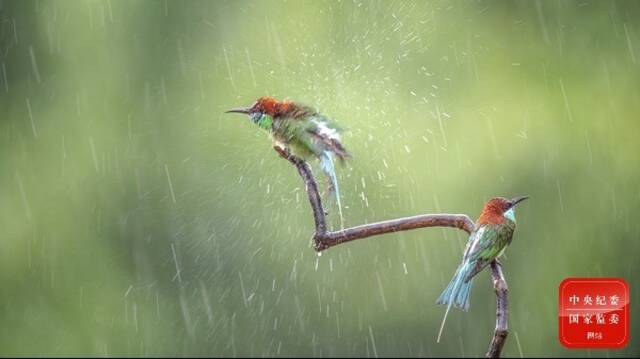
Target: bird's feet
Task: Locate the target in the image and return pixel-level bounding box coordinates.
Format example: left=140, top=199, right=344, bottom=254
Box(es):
left=273, top=145, right=291, bottom=160
left=273, top=145, right=302, bottom=166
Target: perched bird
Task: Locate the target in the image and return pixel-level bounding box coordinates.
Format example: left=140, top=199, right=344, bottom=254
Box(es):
left=226, top=96, right=350, bottom=227
left=436, top=196, right=528, bottom=343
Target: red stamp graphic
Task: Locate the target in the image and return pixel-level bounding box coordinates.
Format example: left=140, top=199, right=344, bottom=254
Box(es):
left=559, top=278, right=629, bottom=348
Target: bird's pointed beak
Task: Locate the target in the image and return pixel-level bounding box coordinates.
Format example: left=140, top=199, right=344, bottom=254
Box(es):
left=509, top=195, right=529, bottom=207
left=225, top=107, right=251, bottom=114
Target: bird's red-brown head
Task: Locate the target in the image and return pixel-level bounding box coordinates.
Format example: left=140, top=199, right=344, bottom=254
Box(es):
left=477, top=196, right=528, bottom=225
left=225, top=96, right=292, bottom=117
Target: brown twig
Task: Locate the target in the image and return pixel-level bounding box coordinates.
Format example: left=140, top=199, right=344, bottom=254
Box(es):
left=313, top=213, right=475, bottom=251
left=274, top=146, right=508, bottom=357
left=486, top=260, right=508, bottom=358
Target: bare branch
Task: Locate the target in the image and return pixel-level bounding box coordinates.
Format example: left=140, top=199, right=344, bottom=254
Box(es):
left=275, top=145, right=327, bottom=235
left=275, top=147, right=509, bottom=358
left=486, top=260, right=508, bottom=358
left=314, top=213, right=475, bottom=251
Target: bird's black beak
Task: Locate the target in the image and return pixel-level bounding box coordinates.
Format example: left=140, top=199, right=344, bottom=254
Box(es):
left=509, top=196, right=529, bottom=207
left=225, top=107, right=251, bottom=114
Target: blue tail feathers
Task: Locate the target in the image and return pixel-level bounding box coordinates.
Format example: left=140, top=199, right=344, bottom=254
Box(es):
left=436, top=262, right=475, bottom=343
left=436, top=263, right=474, bottom=311
left=319, top=151, right=345, bottom=229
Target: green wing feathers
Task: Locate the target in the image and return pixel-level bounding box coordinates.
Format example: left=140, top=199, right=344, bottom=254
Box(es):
left=462, top=223, right=514, bottom=282
left=284, top=114, right=350, bottom=161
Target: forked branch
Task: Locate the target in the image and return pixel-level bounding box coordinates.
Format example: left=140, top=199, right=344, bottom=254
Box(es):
left=274, top=146, right=508, bottom=358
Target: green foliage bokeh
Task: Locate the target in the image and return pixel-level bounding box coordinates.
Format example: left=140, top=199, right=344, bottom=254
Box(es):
left=0, top=0, right=638, bottom=356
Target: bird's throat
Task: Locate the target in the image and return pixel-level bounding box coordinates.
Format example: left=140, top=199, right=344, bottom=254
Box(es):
left=255, top=114, right=273, bottom=130
left=504, top=208, right=516, bottom=222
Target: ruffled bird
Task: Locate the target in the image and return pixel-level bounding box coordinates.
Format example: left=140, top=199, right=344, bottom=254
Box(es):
left=226, top=97, right=350, bottom=228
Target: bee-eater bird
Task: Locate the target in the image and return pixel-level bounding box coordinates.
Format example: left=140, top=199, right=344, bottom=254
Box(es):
left=436, top=195, right=528, bottom=343
left=225, top=97, right=350, bottom=227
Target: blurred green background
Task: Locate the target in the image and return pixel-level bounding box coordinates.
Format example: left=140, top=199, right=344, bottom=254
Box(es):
left=0, top=0, right=638, bottom=356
